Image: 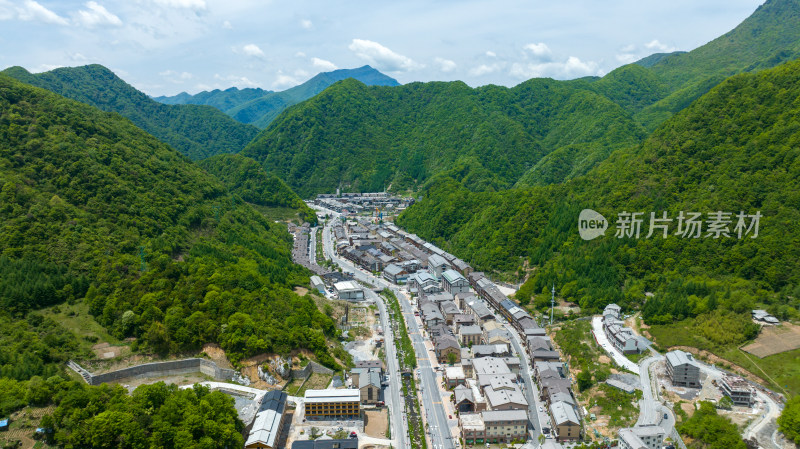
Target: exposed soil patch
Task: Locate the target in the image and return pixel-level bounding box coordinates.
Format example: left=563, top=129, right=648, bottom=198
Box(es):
left=742, top=323, right=800, bottom=358
left=364, top=409, right=389, bottom=438
left=202, top=343, right=232, bottom=369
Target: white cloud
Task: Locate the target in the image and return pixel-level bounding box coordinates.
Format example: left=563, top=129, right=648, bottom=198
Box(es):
left=15, top=0, right=68, bottom=25
left=272, top=72, right=299, bottom=89
left=311, top=57, right=337, bottom=71
left=616, top=53, right=638, bottom=64
left=294, top=68, right=309, bottom=78
left=510, top=56, right=600, bottom=79
left=524, top=42, right=552, bottom=60
left=434, top=57, right=456, bottom=73
left=153, top=0, right=206, bottom=10
left=348, top=39, right=421, bottom=72
left=645, top=39, right=675, bottom=53
left=74, top=1, right=122, bottom=28
left=300, top=19, right=312, bottom=29
left=295, top=51, right=306, bottom=57
left=469, top=63, right=502, bottom=77
left=485, top=51, right=496, bottom=58
left=222, top=20, right=232, bottom=29
left=159, top=69, right=193, bottom=83
left=213, top=73, right=259, bottom=88
left=242, top=43, right=265, bottom=58
left=620, top=44, right=636, bottom=53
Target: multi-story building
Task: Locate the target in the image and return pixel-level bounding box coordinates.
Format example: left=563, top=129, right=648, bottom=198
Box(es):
left=665, top=350, right=701, bottom=388
left=442, top=269, right=471, bottom=295
left=304, top=389, right=360, bottom=419
left=427, top=254, right=450, bottom=279
left=720, top=375, right=754, bottom=407
left=459, top=324, right=484, bottom=346
left=550, top=400, right=581, bottom=442
left=482, top=410, right=529, bottom=443
left=617, top=426, right=665, bottom=449
left=245, top=390, right=289, bottom=449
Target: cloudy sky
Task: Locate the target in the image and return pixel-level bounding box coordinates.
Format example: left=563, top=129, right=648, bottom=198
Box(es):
left=0, top=0, right=765, bottom=96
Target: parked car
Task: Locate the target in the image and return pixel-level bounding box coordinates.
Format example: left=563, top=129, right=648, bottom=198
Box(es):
left=350, top=432, right=357, bottom=439
left=538, top=406, right=543, bottom=413
left=449, top=415, right=453, bottom=419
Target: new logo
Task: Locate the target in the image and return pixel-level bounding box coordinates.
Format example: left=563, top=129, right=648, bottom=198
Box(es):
left=578, top=209, right=608, bottom=241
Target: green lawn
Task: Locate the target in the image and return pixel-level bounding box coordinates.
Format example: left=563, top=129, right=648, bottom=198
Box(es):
left=40, top=301, right=123, bottom=352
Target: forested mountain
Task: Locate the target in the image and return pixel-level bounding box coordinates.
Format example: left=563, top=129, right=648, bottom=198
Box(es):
left=0, top=64, right=260, bottom=160
left=155, top=65, right=399, bottom=129
left=0, top=74, right=344, bottom=387
left=199, top=154, right=317, bottom=223
left=629, top=0, right=800, bottom=130
left=398, top=57, right=800, bottom=327
left=242, top=0, right=800, bottom=193
left=242, top=77, right=644, bottom=197
left=154, top=86, right=273, bottom=110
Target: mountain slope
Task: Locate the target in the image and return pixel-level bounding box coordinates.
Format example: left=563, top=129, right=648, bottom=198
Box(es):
left=632, top=0, right=800, bottom=129
left=154, top=86, right=272, bottom=111
left=1, top=64, right=260, bottom=160
left=242, top=77, right=645, bottom=196
left=155, top=65, right=400, bottom=129
left=198, top=154, right=317, bottom=223
left=0, top=74, right=342, bottom=383
left=240, top=0, right=800, bottom=193
left=398, top=58, right=800, bottom=318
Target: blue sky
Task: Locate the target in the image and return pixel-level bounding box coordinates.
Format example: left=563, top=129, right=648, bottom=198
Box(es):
left=0, top=0, right=765, bottom=96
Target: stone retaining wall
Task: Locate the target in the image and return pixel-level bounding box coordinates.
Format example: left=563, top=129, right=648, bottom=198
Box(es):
left=289, top=360, right=334, bottom=380
left=72, top=358, right=236, bottom=386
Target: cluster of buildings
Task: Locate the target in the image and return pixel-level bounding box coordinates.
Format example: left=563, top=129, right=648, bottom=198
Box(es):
left=665, top=349, right=754, bottom=407
left=602, top=304, right=650, bottom=354
left=313, top=191, right=413, bottom=215
left=356, top=221, right=586, bottom=444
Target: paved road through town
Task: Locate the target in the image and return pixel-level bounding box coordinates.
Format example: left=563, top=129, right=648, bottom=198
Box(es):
left=319, top=213, right=407, bottom=449
left=317, top=207, right=454, bottom=449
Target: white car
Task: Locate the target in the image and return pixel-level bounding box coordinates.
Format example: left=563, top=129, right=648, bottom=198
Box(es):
left=539, top=406, right=543, bottom=413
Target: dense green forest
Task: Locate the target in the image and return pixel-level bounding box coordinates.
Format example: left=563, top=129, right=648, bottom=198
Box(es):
left=679, top=402, right=747, bottom=449
left=0, top=74, right=345, bottom=389
left=241, top=0, right=800, bottom=196
left=399, top=57, right=800, bottom=328
left=779, top=396, right=800, bottom=444
left=0, top=65, right=259, bottom=160
left=156, top=65, right=399, bottom=129
left=1, top=378, right=243, bottom=449
left=243, top=77, right=641, bottom=197
left=198, top=154, right=317, bottom=224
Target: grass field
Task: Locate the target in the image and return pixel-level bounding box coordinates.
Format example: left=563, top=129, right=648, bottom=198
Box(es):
left=284, top=372, right=333, bottom=397
left=40, top=301, right=123, bottom=352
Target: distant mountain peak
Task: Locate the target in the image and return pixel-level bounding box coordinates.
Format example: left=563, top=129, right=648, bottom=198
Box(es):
left=153, top=65, right=400, bottom=128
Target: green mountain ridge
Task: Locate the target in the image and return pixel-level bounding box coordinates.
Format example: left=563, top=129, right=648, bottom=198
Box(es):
left=155, top=65, right=400, bottom=129
left=0, top=64, right=260, bottom=161
left=0, top=74, right=342, bottom=385
left=241, top=0, right=800, bottom=193
left=242, top=77, right=644, bottom=197
left=399, top=56, right=800, bottom=320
